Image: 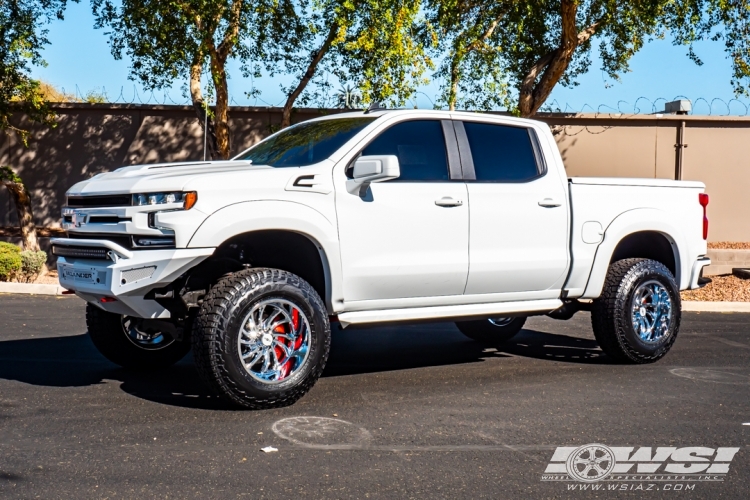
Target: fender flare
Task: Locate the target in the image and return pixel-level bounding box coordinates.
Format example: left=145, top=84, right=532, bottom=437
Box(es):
left=581, top=208, right=688, bottom=299
left=187, top=200, right=342, bottom=311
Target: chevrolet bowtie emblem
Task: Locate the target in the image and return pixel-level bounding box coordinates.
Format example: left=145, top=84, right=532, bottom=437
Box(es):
left=71, top=211, right=89, bottom=228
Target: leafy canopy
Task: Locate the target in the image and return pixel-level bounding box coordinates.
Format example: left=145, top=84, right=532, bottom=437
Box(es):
left=0, top=0, right=76, bottom=143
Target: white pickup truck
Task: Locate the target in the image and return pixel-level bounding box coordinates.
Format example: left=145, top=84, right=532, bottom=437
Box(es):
left=52, top=109, right=712, bottom=409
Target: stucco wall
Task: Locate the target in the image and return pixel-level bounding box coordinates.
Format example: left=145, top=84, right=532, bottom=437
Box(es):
left=1, top=104, right=748, bottom=242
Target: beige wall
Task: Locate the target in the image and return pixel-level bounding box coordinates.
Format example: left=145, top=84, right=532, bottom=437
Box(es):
left=1, top=104, right=748, bottom=242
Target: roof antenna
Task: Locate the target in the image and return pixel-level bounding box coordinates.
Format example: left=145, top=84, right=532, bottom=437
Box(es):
left=364, top=101, right=385, bottom=114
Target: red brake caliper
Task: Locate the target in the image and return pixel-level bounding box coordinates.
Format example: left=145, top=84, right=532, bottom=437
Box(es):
left=274, top=309, right=300, bottom=380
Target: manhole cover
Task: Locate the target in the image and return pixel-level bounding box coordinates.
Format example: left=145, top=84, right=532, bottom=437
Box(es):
left=272, top=417, right=372, bottom=447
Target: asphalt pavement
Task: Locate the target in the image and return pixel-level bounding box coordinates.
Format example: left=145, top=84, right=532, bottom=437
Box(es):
left=0, top=294, right=748, bottom=499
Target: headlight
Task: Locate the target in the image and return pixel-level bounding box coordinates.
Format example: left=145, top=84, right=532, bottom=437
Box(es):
left=132, top=191, right=197, bottom=210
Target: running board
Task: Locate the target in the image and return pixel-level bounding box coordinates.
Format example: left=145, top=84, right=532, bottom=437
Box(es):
left=337, top=299, right=563, bottom=328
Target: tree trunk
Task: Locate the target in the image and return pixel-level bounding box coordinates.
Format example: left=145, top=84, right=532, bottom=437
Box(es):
left=517, top=0, right=580, bottom=117
left=1, top=173, right=48, bottom=276
left=281, top=22, right=339, bottom=129
left=2, top=179, right=40, bottom=252
left=448, top=50, right=463, bottom=111
left=210, top=55, right=232, bottom=159
left=189, top=58, right=220, bottom=160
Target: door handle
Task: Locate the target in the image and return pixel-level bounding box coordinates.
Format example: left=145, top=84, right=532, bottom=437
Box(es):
left=538, top=198, right=562, bottom=208
left=435, top=197, right=463, bottom=207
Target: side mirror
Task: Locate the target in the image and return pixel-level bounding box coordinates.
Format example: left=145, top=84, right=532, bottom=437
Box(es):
left=346, top=155, right=400, bottom=195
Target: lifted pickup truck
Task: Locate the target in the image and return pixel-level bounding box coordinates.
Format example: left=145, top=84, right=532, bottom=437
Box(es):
left=53, top=110, right=711, bottom=409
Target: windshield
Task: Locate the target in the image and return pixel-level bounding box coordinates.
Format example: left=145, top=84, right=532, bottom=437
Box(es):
left=235, top=117, right=376, bottom=167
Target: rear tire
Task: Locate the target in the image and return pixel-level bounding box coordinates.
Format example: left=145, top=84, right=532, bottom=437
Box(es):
left=591, top=258, right=681, bottom=364
left=192, top=268, right=330, bottom=410
left=456, top=317, right=526, bottom=346
left=86, top=304, right=191, bottom=369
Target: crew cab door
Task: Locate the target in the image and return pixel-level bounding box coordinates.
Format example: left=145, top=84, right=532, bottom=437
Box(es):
left=454, top=119, right=569, bottom=298
left=335, top=118, right=469, bottom=304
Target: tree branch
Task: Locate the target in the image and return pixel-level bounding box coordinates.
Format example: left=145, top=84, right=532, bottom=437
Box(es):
left=218, top=0, right=243, bottom=60
left=518, top=1, right=605, bottom=117
left=281, top=21, right=340, bottom=128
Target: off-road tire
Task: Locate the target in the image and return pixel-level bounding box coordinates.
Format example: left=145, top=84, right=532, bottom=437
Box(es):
left=192, top=268, right=330, bottom=409
left=455, top=317, right=526, bottom=346
left=86, top=304, right=191, bottom=369
left=591, top=258, right=681, bottom=364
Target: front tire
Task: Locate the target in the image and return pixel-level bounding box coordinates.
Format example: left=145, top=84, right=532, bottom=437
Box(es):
left=192, top=268, right=331, bottom=409
left=86, top=304, right=191, bottom=369
left=456, top=317, right=526, bottom=346
left=591, top=258, right=681, bottom=364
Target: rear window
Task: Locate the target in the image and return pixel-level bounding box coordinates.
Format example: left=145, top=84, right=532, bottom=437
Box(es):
left=463, top=122, right=540, bottom=182
left=235, top=117, right=375, bottom=167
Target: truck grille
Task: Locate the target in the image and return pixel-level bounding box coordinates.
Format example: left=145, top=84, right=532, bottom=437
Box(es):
left=66, top=194, right=132, bottom=208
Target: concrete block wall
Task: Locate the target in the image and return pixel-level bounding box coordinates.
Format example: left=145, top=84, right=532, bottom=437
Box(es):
left=705, top=249, right=750, bottom=276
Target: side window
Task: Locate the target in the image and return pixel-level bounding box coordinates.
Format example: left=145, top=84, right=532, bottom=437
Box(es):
left=361, top=120, right=449, bottom=181
left=462, top=122, right=540, bottom=182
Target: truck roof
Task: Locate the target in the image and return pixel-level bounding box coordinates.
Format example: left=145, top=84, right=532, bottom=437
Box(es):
left=306, top=108, right=543, bottom=128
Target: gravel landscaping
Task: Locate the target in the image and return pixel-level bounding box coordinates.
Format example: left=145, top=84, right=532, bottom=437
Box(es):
left=681, top=274, right=750, bottom=302
left=708, top=241, right=750, bottom=249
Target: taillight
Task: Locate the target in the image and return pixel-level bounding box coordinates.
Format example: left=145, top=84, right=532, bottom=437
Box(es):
left=699, top=193, right=709, bottom=240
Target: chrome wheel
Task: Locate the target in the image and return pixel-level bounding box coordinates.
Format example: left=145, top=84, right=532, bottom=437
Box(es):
left=488, top=317, right=513, bottom=327
left=122, top=316, right=173, bottom=350
left=630, top=280, right=672, bottom=343
left=237, top=298, right=311, bottom=384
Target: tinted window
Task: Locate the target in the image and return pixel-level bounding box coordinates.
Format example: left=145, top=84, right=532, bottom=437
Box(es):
left=362, top=120, right=449, bottom=181
left=463, top=122, right=540, bottom=182
left=236, top=117, right=375, bottom=167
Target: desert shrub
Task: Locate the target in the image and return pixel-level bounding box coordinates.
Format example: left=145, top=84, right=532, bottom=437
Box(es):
left=0, top=241, right=21, bottom=254
left=0, top=252, right=22, bottom=281
left=20, top=250, right=47, bottom=282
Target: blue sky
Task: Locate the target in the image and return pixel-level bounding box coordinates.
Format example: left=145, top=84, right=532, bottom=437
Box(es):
left=33, top=1, right=749, bottom=115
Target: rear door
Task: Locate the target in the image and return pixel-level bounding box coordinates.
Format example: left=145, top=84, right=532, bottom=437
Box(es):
left=455, top=119, right=569, bottom=298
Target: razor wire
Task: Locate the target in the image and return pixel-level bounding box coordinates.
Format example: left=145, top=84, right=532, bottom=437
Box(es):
left=51, top=85, right=750, bottom=128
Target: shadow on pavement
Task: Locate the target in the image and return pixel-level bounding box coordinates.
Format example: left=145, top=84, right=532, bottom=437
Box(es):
left=0, top=323, right=609, bottom=410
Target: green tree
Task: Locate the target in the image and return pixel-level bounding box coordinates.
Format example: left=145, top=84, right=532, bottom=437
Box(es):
left=667, top=0, right=750, bottom=96
left=269, top=0, right=432, bottom=128
left=427, top=0, right=512, bottom=111
left=1, top=0, right=75, bottom=255
left=93, top=0, right=283, bottom=159
left=429, top=1, right=677, bottom=116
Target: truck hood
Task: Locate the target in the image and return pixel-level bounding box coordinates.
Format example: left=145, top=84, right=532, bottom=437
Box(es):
left=67, top=160, right=270, bottom=195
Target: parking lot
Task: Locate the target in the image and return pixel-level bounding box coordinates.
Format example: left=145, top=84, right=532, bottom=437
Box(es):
left=0, top=294, right=748, bottom=498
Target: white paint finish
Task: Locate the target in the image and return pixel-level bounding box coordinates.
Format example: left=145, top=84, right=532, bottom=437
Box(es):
left=187, top=200, right=342, bottom=311
left=337, top=299, right=562, bottom=326
left=570, top=177, right=705, bottom=188
left=565, top=182, right=708, bottom=297
left=581, top=221, right=603, bottom=244
left=342, top=289, right=555, bottom=312
left=55, top=247, right=214, bottom=318
left=463, top=177, right=569, bottom=296
left=336, top=181, right=470, bottom=301
left=58, top=109, right=711, bottom=321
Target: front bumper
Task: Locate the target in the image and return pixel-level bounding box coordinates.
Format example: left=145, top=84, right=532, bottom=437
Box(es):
left=52, top=238, right=214, bottom=318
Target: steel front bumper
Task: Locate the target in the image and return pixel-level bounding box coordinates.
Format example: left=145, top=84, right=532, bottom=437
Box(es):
left=52, top=238, right=214, bottom=318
